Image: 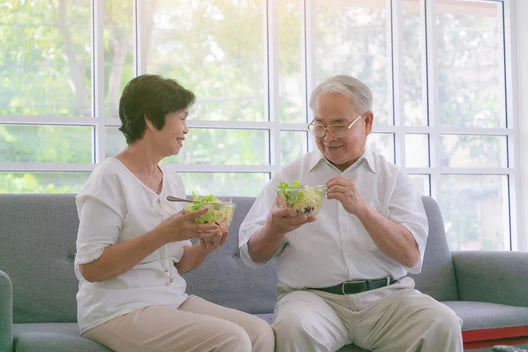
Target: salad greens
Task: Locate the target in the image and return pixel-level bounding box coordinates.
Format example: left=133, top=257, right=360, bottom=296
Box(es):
left=184, top=192, right=235, bottom=226
left=277, top=180, right=325, bottom=216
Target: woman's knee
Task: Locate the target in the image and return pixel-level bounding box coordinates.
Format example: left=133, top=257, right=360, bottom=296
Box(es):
left=213, top=322, right=253, bottom=352
left=247, top=317, right=275, bottom=352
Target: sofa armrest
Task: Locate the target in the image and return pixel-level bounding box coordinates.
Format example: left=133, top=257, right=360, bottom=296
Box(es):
left=0, top=270, right=13, bottom=352
left=452, top=251, right=528, bottom=307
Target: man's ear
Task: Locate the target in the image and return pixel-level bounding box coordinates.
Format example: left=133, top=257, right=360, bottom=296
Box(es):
left=364, top=111, right=374, bottom=134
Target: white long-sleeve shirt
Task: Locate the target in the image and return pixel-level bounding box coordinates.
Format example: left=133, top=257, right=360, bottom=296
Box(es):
left=74, top=158, right=191, bottom=333
left=239, top=148, right=428, bottom=289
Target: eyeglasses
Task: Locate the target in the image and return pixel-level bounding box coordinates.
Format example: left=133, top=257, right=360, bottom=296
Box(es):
left=307, top=114, right=364, bottom=138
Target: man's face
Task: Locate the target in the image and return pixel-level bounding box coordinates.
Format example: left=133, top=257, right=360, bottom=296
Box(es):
left=312, top=92, right=372, bottom=171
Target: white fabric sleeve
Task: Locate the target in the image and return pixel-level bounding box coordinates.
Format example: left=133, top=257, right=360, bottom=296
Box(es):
left=239, top=174, right=287, bottom=267
left=75, top=195, right=123, bottom=265
left=388, top=170, right=429, bottom=274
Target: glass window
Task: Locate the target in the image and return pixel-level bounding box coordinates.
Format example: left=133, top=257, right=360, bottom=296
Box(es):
left=278, top=0, right=305, bottom=123
left=405, top=134, right=429, bottom=168
left=0, top=1, right=92, bottom=117
left=435, top=0, right=505, bottom=128
left=0, top=172, right=89, bottom=193
left=0, top=125, right=92, bottom=163
left=313, top=0, right=390, bottom=125
left=440, top=135, right=508, bottom=168
left=280, top=131, right=307, bottom=165
left=180, top=172, right=269, bottom=197
left=439, top=175, right=509, bottom=251
left=140, top=0, right=267, bottom=122
left=103, top=0, right=135, bottom=118
left=368, top=133, right=394, bottom=163
left=170, top=129, right=269, bottom=165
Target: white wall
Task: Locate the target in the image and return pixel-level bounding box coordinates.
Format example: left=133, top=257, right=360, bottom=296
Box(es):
left=513, top=0, right=528, bottom=251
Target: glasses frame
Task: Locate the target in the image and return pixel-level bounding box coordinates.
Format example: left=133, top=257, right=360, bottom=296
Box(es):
left=307, top=113, right=364, bottom=138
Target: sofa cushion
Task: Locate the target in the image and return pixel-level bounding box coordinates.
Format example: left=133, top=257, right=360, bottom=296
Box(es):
left=443, top=301, right=528, bottom=345
left=409, top=196, right=459, bottom=301
left=0, top=194, right=79, bottom=323
left=13, top=323, right=110, bottom=352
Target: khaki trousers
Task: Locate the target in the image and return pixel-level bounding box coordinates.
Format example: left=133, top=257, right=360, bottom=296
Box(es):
left=272, top=277, right=463, bottom=352
left=83, top=295, right=274, bottom=352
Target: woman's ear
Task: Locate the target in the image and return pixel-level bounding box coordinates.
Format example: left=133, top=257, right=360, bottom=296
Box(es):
left=144, top=114, right=155, bottom=131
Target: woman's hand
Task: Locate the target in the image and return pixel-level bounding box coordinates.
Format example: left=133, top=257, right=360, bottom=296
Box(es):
left=198, top=225, right=228, bottom=254
left=156, top=208, right=219, bottom=244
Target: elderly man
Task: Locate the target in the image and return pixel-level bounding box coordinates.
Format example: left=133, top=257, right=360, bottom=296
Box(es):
left=239, top=75, right=463, bottom=351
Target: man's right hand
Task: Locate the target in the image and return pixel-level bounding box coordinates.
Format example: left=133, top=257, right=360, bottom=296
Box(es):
left=264, top=200, right=315, bottom=239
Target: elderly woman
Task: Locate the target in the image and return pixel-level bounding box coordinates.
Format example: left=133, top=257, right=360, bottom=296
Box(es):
left=74, top=74, right=274, bottom=352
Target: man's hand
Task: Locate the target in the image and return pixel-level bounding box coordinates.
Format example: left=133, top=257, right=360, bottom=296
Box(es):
left=264, top=199, right=315, bottom=239
left=247, top=199, right=315, bottom=264
left=326, top=176, right=366, bottom=214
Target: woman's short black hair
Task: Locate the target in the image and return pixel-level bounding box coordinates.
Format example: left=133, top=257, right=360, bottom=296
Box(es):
left=118, top=74, right=195, bottom=144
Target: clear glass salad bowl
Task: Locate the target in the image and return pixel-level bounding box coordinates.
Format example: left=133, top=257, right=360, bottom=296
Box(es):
left=277, top=184, right=326, bottom=217
left=184, top=200, right=236, bottom=228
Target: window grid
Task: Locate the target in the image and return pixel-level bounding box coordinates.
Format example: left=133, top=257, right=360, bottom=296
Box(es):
left=0, top=0, right=517, bottom=249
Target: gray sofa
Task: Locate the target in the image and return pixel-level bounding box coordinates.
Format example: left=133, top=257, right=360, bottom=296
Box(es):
left=1, top=194, right=528, bottom=352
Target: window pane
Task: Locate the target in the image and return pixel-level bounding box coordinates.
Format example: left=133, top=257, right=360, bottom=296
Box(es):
left=105, top=127, right=127, bottom=158
left=0, top=125, right=92, bottom=163
left=368, top=133, right=394, bottom=163
left=278, top=0, right=304, bottom=123
left=409, top=174, right=430, bottom=196
left=142, top=0, right=267, bottom=122
left=0, top=172, right=89, bottom=193
left=180, top=172, right=269, bottom=197
left=436, top=0, right=505, bottom=128
left=440, top=135, right=507, bottom=168
left=280, top=131, right=307, bottom=165
left=168, top=129, right=269, bottom=165
left=103, top=1, right=135, bottom=118
left=314, top=0, right=390, bottom=125
left=440, top=175, right=509, bottom=251
left=405, top=133, right=429, bottom=168
left=0, top=1, right=92, bottom=116
left=402, top=0, right=426, bottom=126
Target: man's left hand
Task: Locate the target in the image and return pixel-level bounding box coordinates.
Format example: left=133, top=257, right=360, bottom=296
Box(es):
left=326, top=176, right=365, bottom=214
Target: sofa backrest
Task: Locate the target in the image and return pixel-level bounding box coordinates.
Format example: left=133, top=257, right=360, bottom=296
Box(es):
left=0, top=193, right=456, bottom=324
left=411, top=196, right=459, bottom=301
left=0, top=194, right=277, bottom=323
left=0, top=194, right=79, bottom=323
left=183, top=197, right=278, bottom=314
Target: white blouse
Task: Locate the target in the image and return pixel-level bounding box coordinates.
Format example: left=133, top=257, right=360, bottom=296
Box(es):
left=74, top=158, right=191, bottom=333
left=239, top=147, right=429, bottom=289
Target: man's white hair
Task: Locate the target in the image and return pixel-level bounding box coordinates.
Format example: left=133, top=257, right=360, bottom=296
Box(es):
left=309, top=75, right=372, bottom=114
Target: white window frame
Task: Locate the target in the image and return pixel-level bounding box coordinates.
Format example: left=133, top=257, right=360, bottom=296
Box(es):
left=0, top=0, right=525, bottom=251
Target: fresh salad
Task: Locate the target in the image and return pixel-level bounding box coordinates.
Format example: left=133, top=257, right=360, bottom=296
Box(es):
left=184, top=192, right=235, bottom=227
left=277, top=180, right=325, bottom=216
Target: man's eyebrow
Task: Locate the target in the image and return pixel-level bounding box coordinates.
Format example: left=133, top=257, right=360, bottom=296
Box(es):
left=313, top=117, right=347, bottom=124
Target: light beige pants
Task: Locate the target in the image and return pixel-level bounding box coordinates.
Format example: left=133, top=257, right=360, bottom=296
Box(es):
left=83, top=295, right=275, bottom=352
left=272, top=277, right=463, bottom=352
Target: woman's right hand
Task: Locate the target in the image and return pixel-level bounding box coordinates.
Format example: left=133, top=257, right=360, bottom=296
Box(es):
left=157, top=208, right=219, bottom=244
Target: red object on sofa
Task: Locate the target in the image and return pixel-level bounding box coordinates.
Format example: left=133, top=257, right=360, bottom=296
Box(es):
left=463, top=326, right=528, bottom=349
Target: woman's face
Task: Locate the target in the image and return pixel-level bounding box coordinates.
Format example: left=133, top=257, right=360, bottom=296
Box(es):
left=156, top=109, right=189, bottom=156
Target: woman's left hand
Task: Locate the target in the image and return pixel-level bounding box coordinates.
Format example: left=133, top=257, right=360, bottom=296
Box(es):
left=198, top=225, right=228, bottom=254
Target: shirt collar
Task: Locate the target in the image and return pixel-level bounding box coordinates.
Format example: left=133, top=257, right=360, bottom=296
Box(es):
left=308, top=146, right=377, bottom=174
